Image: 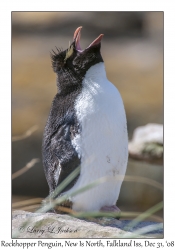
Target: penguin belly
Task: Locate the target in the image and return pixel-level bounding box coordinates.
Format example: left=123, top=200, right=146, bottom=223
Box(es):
left=65, top=62, right=128, bottom=212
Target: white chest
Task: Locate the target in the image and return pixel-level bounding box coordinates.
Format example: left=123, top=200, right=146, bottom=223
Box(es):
left=68, top=62, right=128, bottom=211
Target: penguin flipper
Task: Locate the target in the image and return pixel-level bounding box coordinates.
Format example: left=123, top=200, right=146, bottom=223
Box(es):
left=43, top=114, right=80, bottom=195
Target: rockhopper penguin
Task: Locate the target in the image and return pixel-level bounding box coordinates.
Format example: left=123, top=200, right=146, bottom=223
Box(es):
left=42, top=27, right=128, bottom=213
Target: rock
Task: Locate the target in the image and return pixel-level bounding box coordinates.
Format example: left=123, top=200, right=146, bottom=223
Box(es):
left=129, top=124, right=163, bottom=164
left=12, top=210, right=163, bottom=238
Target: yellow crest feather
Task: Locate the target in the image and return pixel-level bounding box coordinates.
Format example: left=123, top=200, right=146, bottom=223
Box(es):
left=64, top=45, right=74, bottom=63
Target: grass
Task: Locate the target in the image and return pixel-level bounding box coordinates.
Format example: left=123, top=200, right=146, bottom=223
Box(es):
left=12, top=164, right=163, bottom=238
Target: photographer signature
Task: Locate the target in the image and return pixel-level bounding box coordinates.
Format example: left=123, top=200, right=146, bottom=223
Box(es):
left=19, top=226, right=78, bottom=235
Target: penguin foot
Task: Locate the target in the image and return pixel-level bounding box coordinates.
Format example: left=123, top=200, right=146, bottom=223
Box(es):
left=100, top=205, right=121, bottom=219
left=100, top=205, right=121, bottom=212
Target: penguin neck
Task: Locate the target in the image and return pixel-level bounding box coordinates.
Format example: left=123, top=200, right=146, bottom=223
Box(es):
left=84, top=62, right=107, bottom=81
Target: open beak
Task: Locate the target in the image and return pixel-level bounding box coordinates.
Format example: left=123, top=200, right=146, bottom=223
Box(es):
left=73, top=26, right=104, bottom=52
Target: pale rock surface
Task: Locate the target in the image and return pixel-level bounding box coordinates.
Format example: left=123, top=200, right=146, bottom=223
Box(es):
left=12, top=210, right=163, bottom=238
left=129, top=124, right=163, bottom=164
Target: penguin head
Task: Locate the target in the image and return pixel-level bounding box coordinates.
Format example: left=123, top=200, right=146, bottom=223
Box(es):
left=51, top=27, right=104, bottom=91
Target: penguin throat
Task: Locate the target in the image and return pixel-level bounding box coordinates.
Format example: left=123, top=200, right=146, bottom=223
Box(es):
left=84, top=62, right=106, bottom=80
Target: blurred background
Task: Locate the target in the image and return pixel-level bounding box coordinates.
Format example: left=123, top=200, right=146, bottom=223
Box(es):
left=12, top=12, right=163, bottom=219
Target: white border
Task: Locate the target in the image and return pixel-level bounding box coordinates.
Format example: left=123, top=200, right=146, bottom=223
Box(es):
left=0, top=0, right=175, bottom=245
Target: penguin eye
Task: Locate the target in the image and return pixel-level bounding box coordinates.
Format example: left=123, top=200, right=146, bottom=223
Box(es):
left=88, top=53, right=96, bottom=61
